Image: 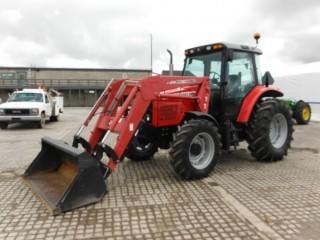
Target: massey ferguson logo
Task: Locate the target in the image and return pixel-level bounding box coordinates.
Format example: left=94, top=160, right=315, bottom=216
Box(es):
left=167, top=79, right=197, bottom=85
left=159, top=87, right=196, bottom=96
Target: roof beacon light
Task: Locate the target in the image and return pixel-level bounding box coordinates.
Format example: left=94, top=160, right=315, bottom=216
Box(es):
left=254, top=32, right=261, bottom=47
left=212, top=44, right=223, bottom=50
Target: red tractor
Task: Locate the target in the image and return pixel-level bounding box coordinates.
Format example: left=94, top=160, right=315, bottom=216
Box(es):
left=23, top=40, right=293, bottom=214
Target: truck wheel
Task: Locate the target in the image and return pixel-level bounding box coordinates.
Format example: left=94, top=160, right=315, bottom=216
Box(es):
left=170, top=119, right=220, bottom=180
left=38, top=112, right=46, bottom=128
left=294, top=100, right=311, bottom=125
left=50, top=115, right=59, bottom=122
left=246, top=99, right=293, bottom=162
left=0, top=122, right=8, bottom=129
left=125, top=135, right=158, bottom=161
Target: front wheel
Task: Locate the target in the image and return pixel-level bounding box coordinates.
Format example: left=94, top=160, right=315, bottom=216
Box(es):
left=125, top=135, right=158, bottom=161
left=246, top=99, right=293, bottom=161
left=170, top=119, right=220, bottom=180
left=38, top=112, right=46, bottom=128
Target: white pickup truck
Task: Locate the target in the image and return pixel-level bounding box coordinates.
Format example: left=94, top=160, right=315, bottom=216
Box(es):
left=0, top=88, right=63, bottom=129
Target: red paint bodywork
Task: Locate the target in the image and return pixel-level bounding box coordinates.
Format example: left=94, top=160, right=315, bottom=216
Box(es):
left=79, top=76, right=282, bottom=173
left=236, top=85, right=283, bottom=123
left=84, top=76, right=210, bottom=170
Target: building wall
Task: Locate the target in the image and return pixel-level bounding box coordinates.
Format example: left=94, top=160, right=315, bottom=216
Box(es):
left=0, top=67, right=151, bottom=106
left=32, top=69, right=148, bottom=80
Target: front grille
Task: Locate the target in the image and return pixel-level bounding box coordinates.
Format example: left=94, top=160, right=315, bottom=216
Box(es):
left=4, top=109, right=30, bottom=115
left=159, top=105, right=178, bottom=120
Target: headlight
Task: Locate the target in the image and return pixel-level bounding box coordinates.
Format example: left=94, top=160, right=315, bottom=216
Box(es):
left=0, top=109, right=4, bottom=115
left=30, top=108, right=39, bottom=115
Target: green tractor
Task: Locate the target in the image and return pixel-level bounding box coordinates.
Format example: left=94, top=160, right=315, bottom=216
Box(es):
left=284, top=99, right=312, bottom=124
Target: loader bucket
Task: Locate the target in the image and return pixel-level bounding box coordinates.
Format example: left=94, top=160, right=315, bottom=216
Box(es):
left=23, top=137, right=107, bottom=215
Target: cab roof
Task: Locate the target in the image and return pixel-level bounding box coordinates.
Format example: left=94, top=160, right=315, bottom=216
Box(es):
left=185, top=42, right=262, bottom=56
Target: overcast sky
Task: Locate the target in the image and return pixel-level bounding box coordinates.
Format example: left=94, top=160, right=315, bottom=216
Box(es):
left=0, top=0, right=319, bottom=76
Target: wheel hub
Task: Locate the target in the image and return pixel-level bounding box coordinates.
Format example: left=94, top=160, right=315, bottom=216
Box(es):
left=135, top=136, right=152, bottom=151
left=189, top=132, right=215, bottom=170
left=302, top=106, right=310, bottom=121
left=269, top=113, right=288, bottom=148
left=190, top=143, right=202, bottom=156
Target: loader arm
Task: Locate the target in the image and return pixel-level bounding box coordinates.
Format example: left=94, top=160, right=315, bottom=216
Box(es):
left=87, top=75, right=210, bottom=171
left=88, top=80, right=151, bottom=171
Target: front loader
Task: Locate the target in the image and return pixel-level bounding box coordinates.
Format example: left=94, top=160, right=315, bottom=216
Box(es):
left=23, top=39, right=294, bottom=215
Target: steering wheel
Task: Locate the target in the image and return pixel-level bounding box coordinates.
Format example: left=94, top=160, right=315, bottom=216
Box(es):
left=209, top=71, right=220, bottom=80
left=209, top=71, right=220, bottom=87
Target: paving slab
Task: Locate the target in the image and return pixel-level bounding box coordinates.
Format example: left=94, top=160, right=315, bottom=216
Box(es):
left=0, top=108, right=320, bottom=240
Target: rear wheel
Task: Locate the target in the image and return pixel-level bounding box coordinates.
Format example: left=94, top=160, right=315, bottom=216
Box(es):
left=170, top=119, right=220, bottom=180
left=246, top=99, right=293, bottom=161
left=0, top=122, right=8, bottom=129
left=294, top=100, right=311, bottom=124
left=50, top=115, right=59, bottom=122
left=125, top=135, right=158, bottom=161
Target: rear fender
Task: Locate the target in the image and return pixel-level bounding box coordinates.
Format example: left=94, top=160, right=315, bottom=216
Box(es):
left=237, top=86, right=283, bottom=123
left=184, top=111, right=219, bottom=127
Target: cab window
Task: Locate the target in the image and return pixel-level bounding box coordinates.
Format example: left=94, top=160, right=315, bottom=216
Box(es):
left=209, top=60, right=222, bottom=88
left=45, top=95, right=49, bottom=103
left=184, top=59, right=204, bottom=77
left=226, top=51, right=255, bottom=98
left=183, top=52, right=222, bottom=88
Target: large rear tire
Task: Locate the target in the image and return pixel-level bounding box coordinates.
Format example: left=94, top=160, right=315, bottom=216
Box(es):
left=294, top=100, right=311, bottom=125
left=170, top=119, right=220, bottom=180
left=125, top=135, right=158, bottom=161
left=246, top=99, right=293, bottom=162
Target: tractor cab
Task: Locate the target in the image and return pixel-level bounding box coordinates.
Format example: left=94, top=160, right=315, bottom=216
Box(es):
left=183, top=42, right=265, bottom=121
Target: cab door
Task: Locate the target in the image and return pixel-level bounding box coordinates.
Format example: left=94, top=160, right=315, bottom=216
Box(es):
left=208, top=54, right=223, bottom=119
left=224, top=51, right=257, bottom=120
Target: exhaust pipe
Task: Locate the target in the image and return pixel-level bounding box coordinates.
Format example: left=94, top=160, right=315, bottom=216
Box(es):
left=167, top=49, right=174, bottom=76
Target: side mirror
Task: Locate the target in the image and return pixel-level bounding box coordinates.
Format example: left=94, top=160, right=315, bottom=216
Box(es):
left=262, top=71, right=274, bottom=87
left=226, top=49, right=234, bottom=61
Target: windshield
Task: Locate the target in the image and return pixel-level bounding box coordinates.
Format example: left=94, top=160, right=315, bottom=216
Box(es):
left=8, top=93, right=43, bottom=102
left=183, top=52, right=222, bottom=87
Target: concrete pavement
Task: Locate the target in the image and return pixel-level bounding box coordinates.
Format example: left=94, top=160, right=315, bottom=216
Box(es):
left=0, top=108, right=320, bottom=240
